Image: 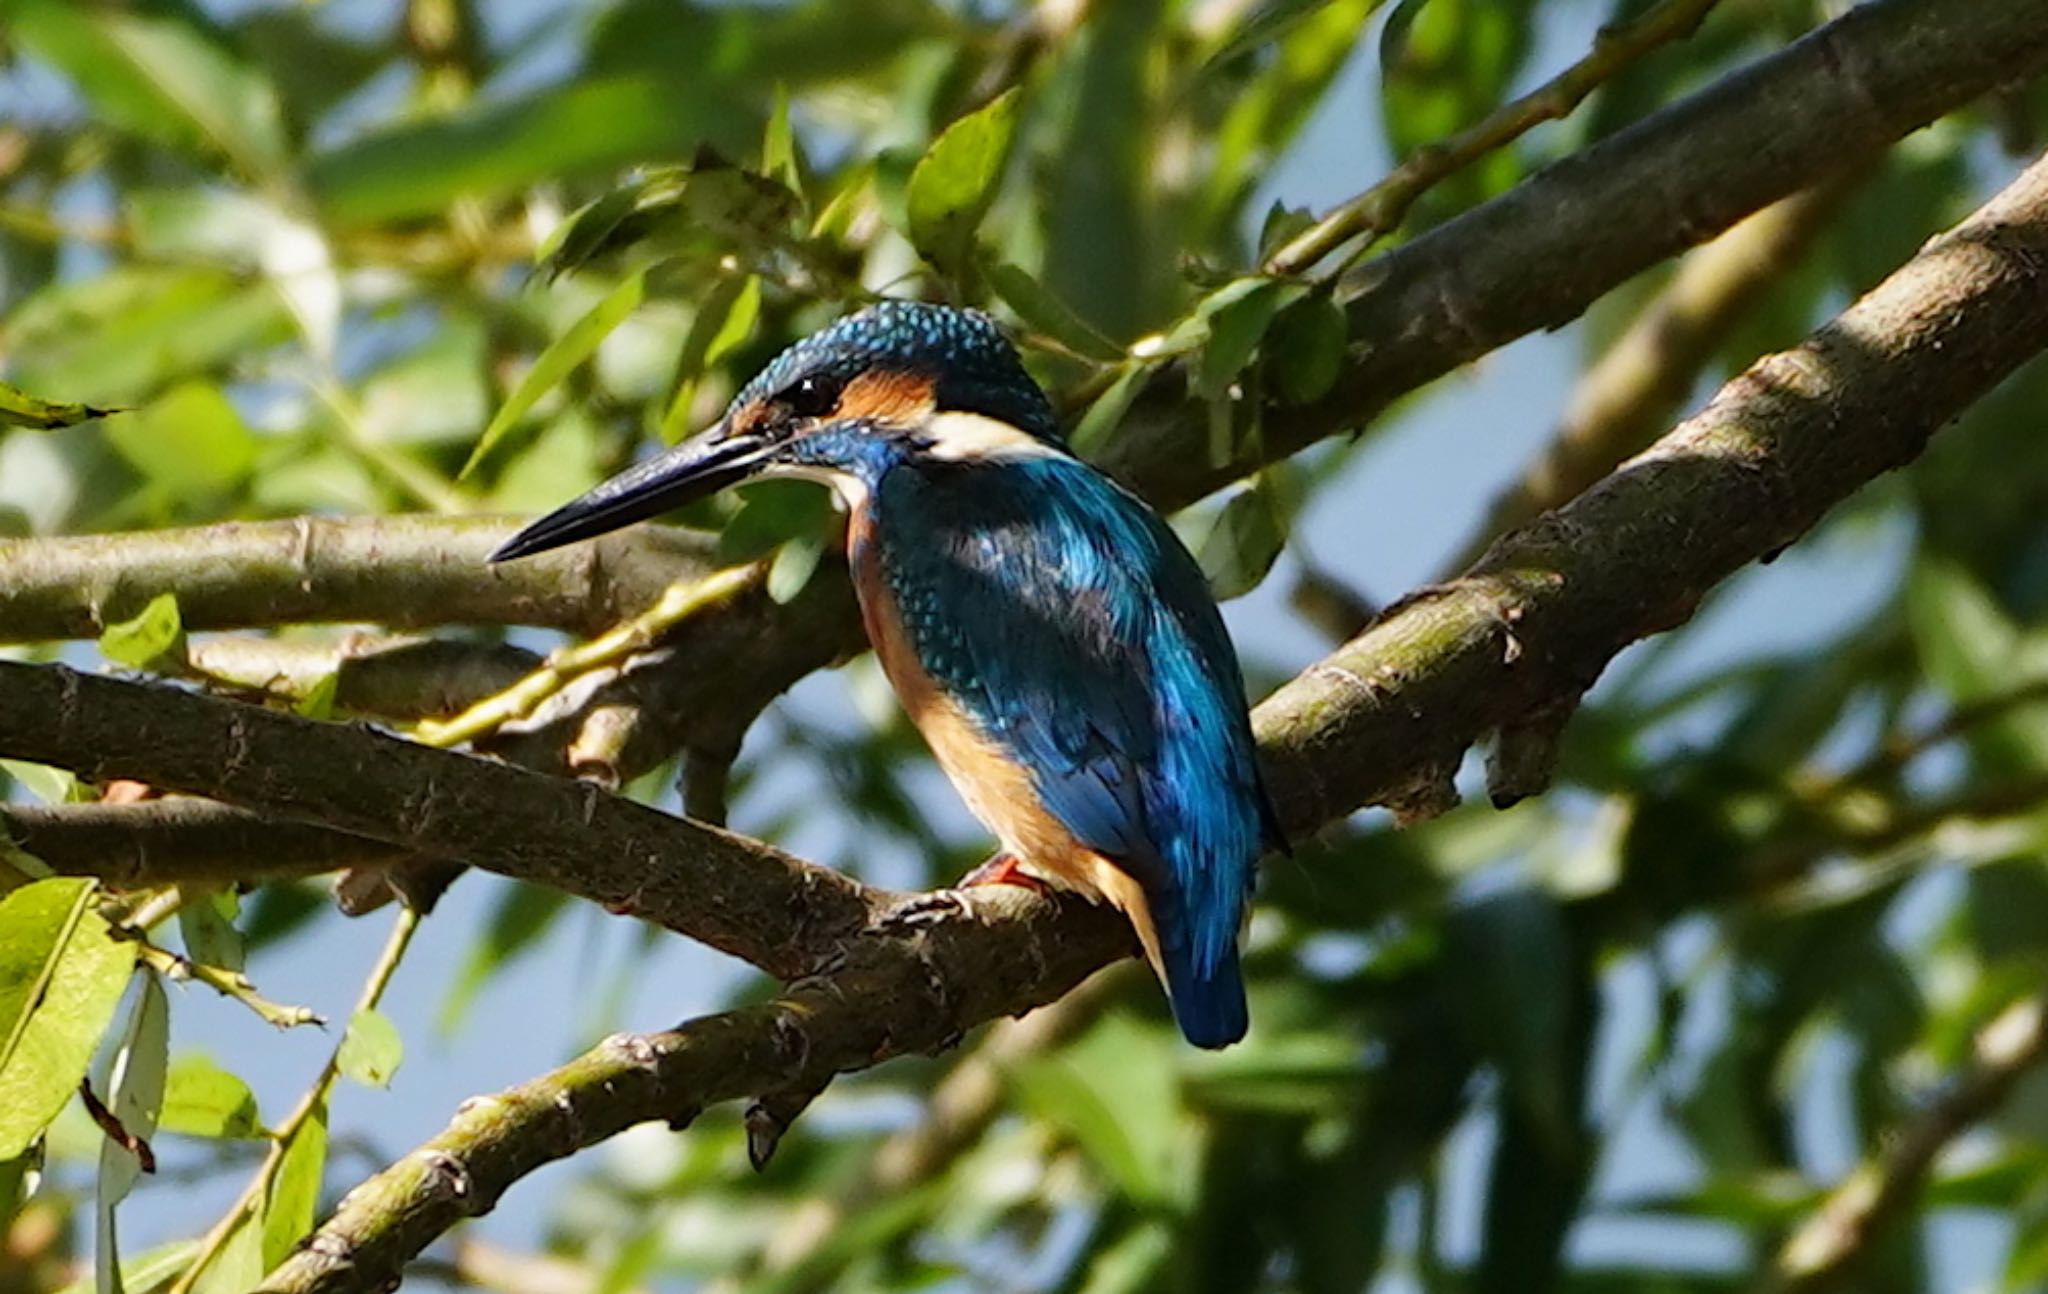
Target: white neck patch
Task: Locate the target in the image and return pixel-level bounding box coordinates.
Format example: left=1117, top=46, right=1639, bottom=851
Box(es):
left=919, top=410, right=1065, bottom=462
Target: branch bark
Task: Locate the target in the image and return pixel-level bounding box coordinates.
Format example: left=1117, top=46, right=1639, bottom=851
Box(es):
left=0, top=141, right=2040, bottom=1294
left=1104, top=0, right=2048, bottom=512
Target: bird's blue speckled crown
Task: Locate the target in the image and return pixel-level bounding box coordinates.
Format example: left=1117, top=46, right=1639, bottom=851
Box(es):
left=727, top=300, right=1061, bottom=442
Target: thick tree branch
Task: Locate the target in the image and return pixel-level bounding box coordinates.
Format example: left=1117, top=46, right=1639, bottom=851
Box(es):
left=1443, top=179, right=1853, bottom=575
left=0, top=143, right=2038, bottom=1294
left=0, top=665, right=884, bottom=980
left=0, top=517, right=715, bottom=641
left=2, top=0, right=2039, bottom=667
left=1105, top=0, right=2048, bottom=512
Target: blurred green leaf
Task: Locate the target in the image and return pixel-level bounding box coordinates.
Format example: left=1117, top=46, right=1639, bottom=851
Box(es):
left=159, top=1053, right=263, bottom=1140
left=540, top=160, right=803, bottom=282
left=99, top=593, right=186, bottom=672
left=768, top=533, right=827, bottom=605
left=176, top=888, right=244, bottom=975
left=55, top=1240, right=198, bottom=1294
left=906, top=88, right=1023, bottom=278
left=0, top=881, right=136, bottom=1160
left=988, top=263, right=1126, bottom=363
left=309, top=77, right=754, bottom=228
left=338, top=1008, right=402, bottom=1090
left=11, top=1, right=288, bottom=179
left=1266, top=292, right=1347, bottom=404
left=103, top=382, right=259, bottom=504
left=1199, top=486, right=1288, bottom=600
left=464, top=270, right=647, bottom=479
left=260, top=1100, right=326, bottom=1269
left=1012, top=1013, right=1185, bottom=1206
left=1446, top=888, right=1575, bottom=1145
left=1, top=760, right=79, bottom=806
left=5, top=267, right=289, bottom=406
left=1069, top=363, right=1151, bottom=455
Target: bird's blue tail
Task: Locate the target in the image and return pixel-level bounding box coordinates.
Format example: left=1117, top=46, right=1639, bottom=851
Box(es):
left=1161, top=935, right=1248, bottom=1050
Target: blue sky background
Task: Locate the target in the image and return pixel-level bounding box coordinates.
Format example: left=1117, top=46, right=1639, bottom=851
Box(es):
left=3, top=0, right=2011, bottom=1287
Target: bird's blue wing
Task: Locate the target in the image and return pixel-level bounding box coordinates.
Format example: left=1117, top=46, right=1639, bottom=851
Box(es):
left=872, top=453, right=1266, bottom=1043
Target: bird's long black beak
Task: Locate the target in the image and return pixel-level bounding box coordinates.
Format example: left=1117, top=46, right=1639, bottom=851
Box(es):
left=489, top=425, right=770, bottom=562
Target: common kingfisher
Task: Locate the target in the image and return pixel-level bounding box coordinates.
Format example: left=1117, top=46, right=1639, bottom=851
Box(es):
left=493, top=301, right=1284, bottom=1047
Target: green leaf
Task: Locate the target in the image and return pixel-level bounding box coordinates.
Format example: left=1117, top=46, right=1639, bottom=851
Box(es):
left=102, top=382, right=259, bottom=499
left=767, top=533, right=827, bottom=605
left=1446, top=887, right=1575, bottom=1146
left=462, top=269, right=647, bottom=479
left=987, top=263, right=1126, bottom=363
left=539, top=160, right=803, bottom=282
left=762, top=83, right=803, bottom=197
left=338, top=1008, right=403, bottom=1089
left=1266, top=293, right=1347, bottom=404
left=1198, top=486, right=1289, bottom=600
left=1069, top=364, right=1151, bottom=457
left=189, top=1215, right=262, bottom=1294
left=159, top=1054, right=263, bottom=1140
left=10, top=2, right=288, bottom=179
left=662, top=274, right=762, bottom=442
left=1011, top=1014, right=1186, bottom=1205
left=0, top=879, right=138, bottom=1159
left=905, top=88, right=1023, bottom=276
left=293, top=672, right=340, bottom=722
left=95, top=973, right=168, bottom=1205
left=98, top=593, right=186, bottom=672
left=1203, top=0, right=1347, bottom=66
left=3, top=266, right=290, bottom=407
left=308, top=77, right=754, bottom=229
left=1194, top=278, right=1305, bottom=399
left=0, top=380, right=119, bottom=431
left=175, top=888, right=243, bottom=974
left=1, top=760, right=78, bottom=806
left=260, top=1101, right=327, bottom=1270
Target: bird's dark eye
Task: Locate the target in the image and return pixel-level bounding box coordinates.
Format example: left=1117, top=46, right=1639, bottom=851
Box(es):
left=780, top=374, right=839, bottom=419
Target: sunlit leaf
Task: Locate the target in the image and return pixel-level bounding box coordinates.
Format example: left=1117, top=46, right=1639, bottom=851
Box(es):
left=0, top=879, right=137, bottom=1160
left=463, top=269, right=648, bottom=479
left=905, top=88, right=1023, bottom=277
left=98, top=593, right=186, bottom=672
left=159, top=1053, right=263, bottom=1140
left=338, top=1009, right=403, bottom=1090
left=260, top=1101, right=327, bottom=1269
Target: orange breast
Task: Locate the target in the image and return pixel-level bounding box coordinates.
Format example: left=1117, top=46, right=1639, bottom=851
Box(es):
left=847, top=516, right=1166, bottom=978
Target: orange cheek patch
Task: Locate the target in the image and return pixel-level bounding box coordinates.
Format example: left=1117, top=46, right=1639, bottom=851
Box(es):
left=835, top=368, right=937, bottom=424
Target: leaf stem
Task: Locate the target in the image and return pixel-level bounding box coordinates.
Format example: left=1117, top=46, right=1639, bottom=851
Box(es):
left=167, top=907, right=419, bottom=1294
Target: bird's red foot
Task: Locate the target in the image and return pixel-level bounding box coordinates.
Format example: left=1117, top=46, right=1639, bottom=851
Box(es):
left=959, top=852, right=1052, bottom=895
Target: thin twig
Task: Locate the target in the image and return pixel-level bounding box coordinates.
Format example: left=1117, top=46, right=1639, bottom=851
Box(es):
left=169, top=908, right=420, bottom=1294
left=1760, top=993, right=2048, bottom=1293
left=1264, top=0, right=1726, bottom=277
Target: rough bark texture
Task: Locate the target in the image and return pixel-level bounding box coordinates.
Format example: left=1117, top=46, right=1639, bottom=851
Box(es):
left=1, top=145, right=2043, bottom=1294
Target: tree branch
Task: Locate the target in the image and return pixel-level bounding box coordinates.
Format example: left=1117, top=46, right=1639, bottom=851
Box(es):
left=0, top=140, right=2038, bottom=1294
left=0, top=665, right=885, bottom=980
left=1105, top=0, right=2048, bottom=512
left=1760, top=994, right=2048, bottom=1293
left=1442, top=178, right=1854, bottom=575
left=0, top=517, right=717, bottom=641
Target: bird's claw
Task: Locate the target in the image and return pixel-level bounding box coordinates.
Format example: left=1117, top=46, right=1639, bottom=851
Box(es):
left=877, top=889, right=970, bottom=932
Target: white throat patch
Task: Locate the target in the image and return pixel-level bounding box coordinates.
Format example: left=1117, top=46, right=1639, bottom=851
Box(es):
left=919, top=411, right=1065, bottom=462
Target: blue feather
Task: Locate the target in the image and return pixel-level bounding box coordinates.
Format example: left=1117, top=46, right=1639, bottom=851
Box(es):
left=863, top=451, right=1269, bottom=1047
